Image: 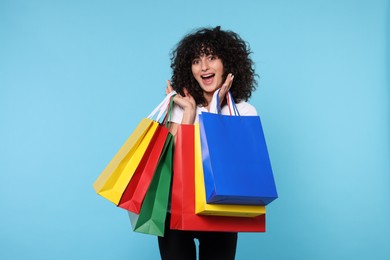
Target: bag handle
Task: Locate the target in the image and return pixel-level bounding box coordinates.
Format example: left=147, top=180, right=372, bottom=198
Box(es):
left=226, top=91, right=240, bottom=116
left=147, top=91, right=177, bottom=122
left=210, top=89, right=240, bottom=116
left=162, top=94, right=176, bottom=128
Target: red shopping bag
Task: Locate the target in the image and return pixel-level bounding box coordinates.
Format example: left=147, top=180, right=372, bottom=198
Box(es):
left=127, top=134, right=173, bottom=236
left=170, top=124, right=266, bottom=232
left=118, top=125, right=169, bottom=213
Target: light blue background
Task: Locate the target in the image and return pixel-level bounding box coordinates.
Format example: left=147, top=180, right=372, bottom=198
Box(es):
left=1, top=0, right=389, bottom=259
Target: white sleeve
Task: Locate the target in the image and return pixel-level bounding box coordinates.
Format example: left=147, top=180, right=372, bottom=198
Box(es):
left=236, top=102, right=258, bottom=116
left=169, top=104, right=184, bottom=124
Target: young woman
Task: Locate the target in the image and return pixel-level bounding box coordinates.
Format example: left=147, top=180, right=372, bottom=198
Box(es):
left=160, top=26, right=258, bottom=260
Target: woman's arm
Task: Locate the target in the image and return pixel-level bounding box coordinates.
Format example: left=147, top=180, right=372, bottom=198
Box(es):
left=166, top=80, right=196, bottom=136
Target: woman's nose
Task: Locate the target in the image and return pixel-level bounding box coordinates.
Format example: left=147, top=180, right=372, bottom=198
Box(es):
left=201, top=60, right=209, bottom=71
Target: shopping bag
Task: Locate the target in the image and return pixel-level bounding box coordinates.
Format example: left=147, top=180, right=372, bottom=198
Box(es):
left=93, top=92, right=176, bottom=205
left=200, top=90, right=278, bottom=205
left=170, top=124, right=266, bottom=232
left=194, top=123, right=266, bottom=217
left=118, top=113, right=171, bottom=213
left=128, top=134, right=173, bottom=236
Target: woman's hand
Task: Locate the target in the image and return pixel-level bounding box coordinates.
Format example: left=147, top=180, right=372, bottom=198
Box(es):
left=166, top=80, right=196, bottom=125
left=218, top=73, right=234, bottom=105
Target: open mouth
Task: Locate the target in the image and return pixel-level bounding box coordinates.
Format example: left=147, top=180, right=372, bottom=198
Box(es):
left=201, top=74, right=215, bottom=85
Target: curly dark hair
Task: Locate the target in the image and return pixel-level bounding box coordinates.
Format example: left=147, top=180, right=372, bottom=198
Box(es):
left=170, top=26, right=257, bottom=106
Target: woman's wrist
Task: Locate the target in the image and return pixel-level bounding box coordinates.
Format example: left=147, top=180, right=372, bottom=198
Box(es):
left=181, top=108, right=196, bottom=124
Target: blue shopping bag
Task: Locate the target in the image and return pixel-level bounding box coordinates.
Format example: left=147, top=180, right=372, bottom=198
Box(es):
left=199, top=90, right=278, bottom=205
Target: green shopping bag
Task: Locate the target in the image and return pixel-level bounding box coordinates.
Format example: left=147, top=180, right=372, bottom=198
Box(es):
left=128, top=133, right=173, bottom=236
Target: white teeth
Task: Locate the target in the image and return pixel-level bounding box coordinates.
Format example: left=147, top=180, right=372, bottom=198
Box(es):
left=201, top=74, right=214, bottom=78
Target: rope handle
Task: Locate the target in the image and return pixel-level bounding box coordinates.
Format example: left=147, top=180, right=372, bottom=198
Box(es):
left=147, top=91, right=177, bottom=122
left=212, top=89, right=240, bottom=116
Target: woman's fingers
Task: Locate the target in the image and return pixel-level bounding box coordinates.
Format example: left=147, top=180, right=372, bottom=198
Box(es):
left=183, top=87, right=193, bottom=99
left=223, top=73, right=234, bottom=92
left=166, top=80, right=174, bottom=94
left=218, top=73, right=234, bottom=101
left=183, top=87, right=196, bottom=106
left=165, top=82, right=195, bottom=112
left=174, top=87, right=195, bottom=108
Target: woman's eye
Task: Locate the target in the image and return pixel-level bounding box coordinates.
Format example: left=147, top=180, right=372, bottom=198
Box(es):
left=209, top=55, right=216, bottom=61
left=192, top=59, right=199, bottom=65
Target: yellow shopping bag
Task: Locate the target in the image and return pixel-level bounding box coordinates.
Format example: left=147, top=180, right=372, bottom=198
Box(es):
left=93, top=92, right=175, bottom=205
left=194, top=123, right=266, bottom=217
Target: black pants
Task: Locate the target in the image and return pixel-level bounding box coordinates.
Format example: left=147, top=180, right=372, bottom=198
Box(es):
left=158, top=214, right=238, bottom=260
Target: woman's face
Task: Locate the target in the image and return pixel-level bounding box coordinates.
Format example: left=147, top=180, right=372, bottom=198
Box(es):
left=191, top=54, right=224, bottom=98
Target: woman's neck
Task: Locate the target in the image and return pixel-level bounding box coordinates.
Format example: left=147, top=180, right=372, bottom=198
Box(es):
left=203, top=92, right=214, bottom=112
